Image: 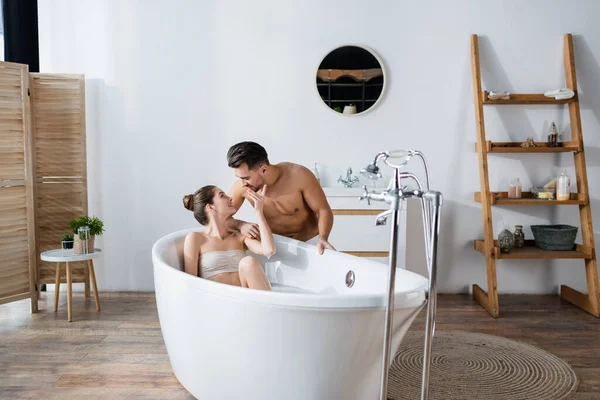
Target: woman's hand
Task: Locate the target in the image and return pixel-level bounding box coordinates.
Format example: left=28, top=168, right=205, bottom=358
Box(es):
left=243, top=185, right=276, bottom=257
left=247, top=185, right=267, bottom=214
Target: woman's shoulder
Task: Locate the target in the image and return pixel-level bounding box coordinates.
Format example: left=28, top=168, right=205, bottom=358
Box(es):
left=185, top=231, right=208, bottom=245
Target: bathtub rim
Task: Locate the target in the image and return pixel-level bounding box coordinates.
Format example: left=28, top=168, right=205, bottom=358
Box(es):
left=153, top=228, right=428, bottom=309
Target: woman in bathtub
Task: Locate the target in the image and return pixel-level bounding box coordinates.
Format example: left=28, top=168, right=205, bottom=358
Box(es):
left=182, top=185, right=274, bottom=290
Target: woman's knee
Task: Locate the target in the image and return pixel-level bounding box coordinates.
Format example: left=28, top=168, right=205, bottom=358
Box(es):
left=239, top=256, right=262, bottom=274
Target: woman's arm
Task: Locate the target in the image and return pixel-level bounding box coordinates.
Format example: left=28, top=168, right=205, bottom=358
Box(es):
left=226, top=180, right=261, bottom=239
left=244, top=186, right=276, bottom=257
left=183, top=232, right=205, bottom=276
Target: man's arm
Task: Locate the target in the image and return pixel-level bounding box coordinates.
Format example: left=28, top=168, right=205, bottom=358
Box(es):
left=299, top=166, right=335, bottom=254
left=226, top=180, right=260, bottom=239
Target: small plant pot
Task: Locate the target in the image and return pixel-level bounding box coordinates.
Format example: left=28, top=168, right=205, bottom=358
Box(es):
left=73, top=235, right=95, bottom=254
left=62, top=240, right=74, bottom=250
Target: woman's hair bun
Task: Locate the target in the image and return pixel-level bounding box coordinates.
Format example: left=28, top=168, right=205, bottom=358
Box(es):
left=183, top=194, right=194, bottom=211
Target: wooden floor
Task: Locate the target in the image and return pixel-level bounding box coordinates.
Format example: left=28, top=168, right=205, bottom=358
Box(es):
left=0, top=293, right=598, bottom=399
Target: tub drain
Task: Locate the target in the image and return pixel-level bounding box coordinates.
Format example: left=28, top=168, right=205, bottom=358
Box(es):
left=345, top=270, right=355, bottom=288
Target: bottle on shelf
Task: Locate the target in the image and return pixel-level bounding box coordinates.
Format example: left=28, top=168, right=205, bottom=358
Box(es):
left=508, top=178, right=522, bottom=199
left=548, top=122, right=559, bottom=147
left=498, top=229, right=514, bottom=253
left=513, top=225, right=525, bottom=248
left=557, top=169, right=571, bottom=201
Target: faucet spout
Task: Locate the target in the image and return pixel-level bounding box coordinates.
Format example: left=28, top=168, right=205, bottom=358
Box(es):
left=375, top=209, right=393, bottom=226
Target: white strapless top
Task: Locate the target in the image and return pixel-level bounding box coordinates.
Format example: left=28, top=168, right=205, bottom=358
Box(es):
left=199, top=249, right=245, bottom=279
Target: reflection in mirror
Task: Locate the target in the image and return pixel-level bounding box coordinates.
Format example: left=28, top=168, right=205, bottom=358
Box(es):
left=316, top=45, right=385, bottom=115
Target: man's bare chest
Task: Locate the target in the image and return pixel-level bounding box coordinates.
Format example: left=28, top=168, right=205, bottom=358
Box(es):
left=263, top=189, right=307, bottom=217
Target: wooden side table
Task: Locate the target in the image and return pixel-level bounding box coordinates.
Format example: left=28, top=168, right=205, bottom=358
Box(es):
left=40, top=249, right=102, bottom=322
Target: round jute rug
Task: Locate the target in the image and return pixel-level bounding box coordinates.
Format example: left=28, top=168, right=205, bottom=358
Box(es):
left=388, top=330, right=579, bottom=400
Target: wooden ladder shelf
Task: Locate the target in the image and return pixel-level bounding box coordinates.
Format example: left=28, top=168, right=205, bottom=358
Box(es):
left=471, top=33, right=600, bottom=318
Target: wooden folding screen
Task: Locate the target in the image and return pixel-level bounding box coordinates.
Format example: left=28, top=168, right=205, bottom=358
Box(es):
left=0, top=62, right=38, bottom=311
left=30, top=74, right=88, bottom=291
left=0, top=65, right=87, bottom=312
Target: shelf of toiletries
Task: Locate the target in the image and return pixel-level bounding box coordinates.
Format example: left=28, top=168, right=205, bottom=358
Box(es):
left=481, top=91, right=577, bottom=105
left=474, top=239, right=591, bottom=259
left=476, top=169, right=583, bottom=205
left=474, top=192, right=586, bottom=205
left=475, top=140, right=582, bottom=153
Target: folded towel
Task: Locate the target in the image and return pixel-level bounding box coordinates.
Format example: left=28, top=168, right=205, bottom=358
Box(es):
left=488, top=90, right=510, bottom=100
left=544, top=88, right=574, bottom=100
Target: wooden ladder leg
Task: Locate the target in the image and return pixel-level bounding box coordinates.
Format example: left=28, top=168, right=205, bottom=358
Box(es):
left=582, top=257, right=600, bottom=316
left=559, top=33, right=600, bottom=318
left=473, top=258, right=500, bottom=318
left=66, top=262, right=72, bottom=322
left=88, top=259, right=101, bottom=312
left=471, top=34, right=500, bottom=318
left=54, top=262, right=61, bottom=312
left=560, top=265, right=600, bottom=317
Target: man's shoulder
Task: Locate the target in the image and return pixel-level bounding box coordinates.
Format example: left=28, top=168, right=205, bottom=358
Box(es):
left=228, top=179, right=247, bottom=197
left=279, top=162, right=312, bottom=176
left=277, top=162, right=318, bottom=190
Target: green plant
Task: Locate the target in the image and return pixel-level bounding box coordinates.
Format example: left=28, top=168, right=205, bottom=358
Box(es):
left=333, top=106, right=342, bottom=113
left=69, top=216, right=105, bottom=236
left=62, top=233, right=74, bottom=241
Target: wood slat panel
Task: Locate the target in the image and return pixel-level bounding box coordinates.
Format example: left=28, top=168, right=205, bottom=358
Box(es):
left=30, top=74, right=88, bottom=284
left=0, top=273, right=29, bottom=291
left=0, top=251, right=29, bottom=265
left=0, top=237, right=28, bottom=250
left=0, top=66, right=25, bottom=181
left=0, top=60, right=36, bottom=310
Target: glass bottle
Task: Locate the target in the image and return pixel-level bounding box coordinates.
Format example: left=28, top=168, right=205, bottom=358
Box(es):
left=548, top=122, right=558, bottom=147
left=498, top=229, right=514, bottom=253
left=513, top=225, right=525, bottom=248
left=557, top=169, right=571, bottom=201
left=77, top=226, right=91, bottom=255
left=508, top=178, right=522, bottom=199
left=313, top=163, right=320, bottom=184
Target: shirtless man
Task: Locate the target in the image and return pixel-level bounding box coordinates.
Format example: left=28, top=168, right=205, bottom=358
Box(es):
left=226, top=141, right=336, bottom=255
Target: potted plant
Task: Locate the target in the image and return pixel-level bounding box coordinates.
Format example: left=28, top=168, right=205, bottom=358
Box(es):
left=61, top=233, right=74, bottom=249
left=69, top=216, right=105, bottom=254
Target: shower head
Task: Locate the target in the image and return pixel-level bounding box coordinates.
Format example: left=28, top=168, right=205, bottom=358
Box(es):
left=361, top=150, right=415, bottom=180
left=360, top=151, right=388, bottom=180
left=384, top=150, right=413, bottom=169
left=360, top=160, right=382, bottom=180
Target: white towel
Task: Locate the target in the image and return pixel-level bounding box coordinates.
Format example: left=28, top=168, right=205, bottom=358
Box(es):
left=544, top=88, right=574, bottom=100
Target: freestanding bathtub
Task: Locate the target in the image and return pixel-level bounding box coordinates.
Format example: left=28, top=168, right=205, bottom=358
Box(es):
left=152, top=228, right=428, bottom=400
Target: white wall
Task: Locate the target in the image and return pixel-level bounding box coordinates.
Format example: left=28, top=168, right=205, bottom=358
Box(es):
left=37, top=0, right=600, bottom=294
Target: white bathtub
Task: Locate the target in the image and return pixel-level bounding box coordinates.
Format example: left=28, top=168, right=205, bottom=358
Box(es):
left=152, top=228, right=428, bottom=400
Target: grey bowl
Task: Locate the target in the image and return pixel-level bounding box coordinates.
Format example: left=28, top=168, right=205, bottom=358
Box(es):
left=530, top=224, right=578, bottom=251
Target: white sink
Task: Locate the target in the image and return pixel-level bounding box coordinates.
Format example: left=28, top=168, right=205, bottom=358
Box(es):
left=322, top=183, right=390, bottom=197
left=322, top=186, right=365, bottom=197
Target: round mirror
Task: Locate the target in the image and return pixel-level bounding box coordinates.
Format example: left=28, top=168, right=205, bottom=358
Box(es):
left=316, top=45, right=385, bottom=115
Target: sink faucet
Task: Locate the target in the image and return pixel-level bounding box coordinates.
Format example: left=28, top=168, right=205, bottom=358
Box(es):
left=338, top=167, right=359, bottom=188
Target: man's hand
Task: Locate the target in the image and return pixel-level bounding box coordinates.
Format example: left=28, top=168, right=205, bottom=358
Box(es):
left=240, top=222, right=260, bottom=240
left=317, top=237, right=336, bottom=255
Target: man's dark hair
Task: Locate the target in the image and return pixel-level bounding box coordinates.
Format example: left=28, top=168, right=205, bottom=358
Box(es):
left=227, top=141, right=270, bottom=169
